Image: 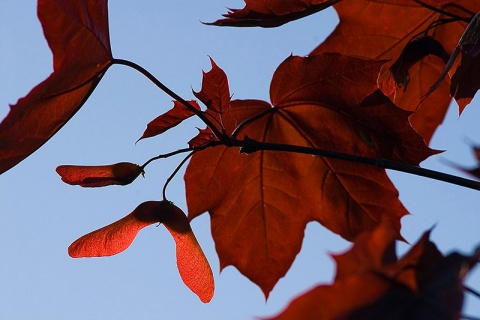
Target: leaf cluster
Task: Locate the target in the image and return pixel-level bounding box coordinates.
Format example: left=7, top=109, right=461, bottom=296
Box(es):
left=1, top=0, right=480, bottom=318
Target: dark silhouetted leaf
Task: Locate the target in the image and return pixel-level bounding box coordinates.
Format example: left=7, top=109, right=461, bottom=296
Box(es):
left=443, top=143, right=480, bottom=180
left=267, top=227, right=479, bottom=320
left=206, top=0, right=340, bottom=28
left=390, top=36, right=449, bottom=91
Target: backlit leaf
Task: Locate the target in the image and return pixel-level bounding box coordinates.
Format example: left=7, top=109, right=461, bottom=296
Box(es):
left=138, top=100, right=201, bottom=141
left=267, top=227, right=479, bottom=320
left=0, top=0, right=112, bottom=174
left=185, top=54, right=437, bottom=296
left=312, top=0, right=480, bottom=143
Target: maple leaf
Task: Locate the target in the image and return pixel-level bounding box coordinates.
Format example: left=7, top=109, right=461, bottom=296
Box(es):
left=0, top=0, right=112, bottom=174
left=56, top=162, right=144, bottom=187
left=138, top=100, right=201, bottom=141
left=69, top=200, right=215, bottom=303
left=206, top=0, right=340, bottom=28
left=311, top=0, right=480, bottom=144
left=185, top=54, right=437, bottom=297
left=266, top=227, right=479, bottom=320
left=193, top=58, right=231, bottom=116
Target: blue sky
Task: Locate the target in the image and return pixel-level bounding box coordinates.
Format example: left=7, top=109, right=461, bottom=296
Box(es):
left=1, top=1, right=479, bottom=319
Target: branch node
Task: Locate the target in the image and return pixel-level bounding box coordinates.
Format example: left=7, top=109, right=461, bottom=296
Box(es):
left=240, top=136, right=258, bottom=154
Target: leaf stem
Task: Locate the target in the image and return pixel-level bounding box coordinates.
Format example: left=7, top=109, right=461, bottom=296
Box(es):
left=239, top=137, right=480, bottom=191
left=111, top=56, right=480, bottom=192
left=140, top=148, right=192, bottom=170
left=231, top=108, right=275, bottom=138
left=140, top=141, right=223, bottom=170
left=112, top=58, right=230, bottom=143
left=162, top=152, right=194, bottom=200
left=413, top=0, right=471, bottom=22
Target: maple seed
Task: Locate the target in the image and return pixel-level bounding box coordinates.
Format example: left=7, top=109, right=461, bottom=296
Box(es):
left=56, top=162, right=144, bottom=187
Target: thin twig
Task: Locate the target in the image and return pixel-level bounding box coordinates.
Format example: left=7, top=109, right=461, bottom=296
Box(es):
left=140, top=147, right=192, bottom=170
left=107, top=58, right=480, bottom=191
left=112, top=58, right=231, bottom=143
left=140, top=141, right=223, bottom=170
left=443, top=3, right=475, bottom=17
left=231, top=108, right=275, bottom=138
left=162, top=152, right=194, bottom=200
left=413, top=0, right=471, bottom=22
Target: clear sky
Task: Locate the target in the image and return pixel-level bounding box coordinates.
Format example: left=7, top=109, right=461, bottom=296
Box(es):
left=1, top=1, right=479, bottom=319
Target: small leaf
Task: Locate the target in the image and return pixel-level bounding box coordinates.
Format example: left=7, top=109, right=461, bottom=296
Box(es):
left=193, top=58, right=231, bottom=114
left=266, top=228, right=479, bottom=320
left=443, top=144, right=480, bottom=180
left=69, top=200, right=214, bottom=303
left=206, top=0, right=340, bottom=28
left=138, top=100, right=201, bottom=141
left=188, top=128, right=217, bottom=148
left=56, top=162, right=143, bottom=187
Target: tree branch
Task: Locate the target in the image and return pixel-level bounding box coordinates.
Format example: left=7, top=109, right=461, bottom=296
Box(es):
left=109, top=59, right=480, bottom=192
left=140, top=141, right=223, bottom=170
left=112, top=58, right=231, bottom=143
left=239, top=137, right=480, bottom=191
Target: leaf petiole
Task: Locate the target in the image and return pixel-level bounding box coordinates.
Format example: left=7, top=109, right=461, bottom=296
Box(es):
left=413, top=0, right=471, bottom=22
left=162, top=152, right=194, bottom=200
left=140, top=141, right=223, bottom=171
left=112, top=58, right=230, bottom=143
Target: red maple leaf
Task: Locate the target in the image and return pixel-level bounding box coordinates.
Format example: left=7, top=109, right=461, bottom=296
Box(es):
left=138, top=100, right=201, bottom=141
left=267, top=227, right=479, bottom=320
left=0, top=0, right=112, bottom=174
left=311, top=0, right=480, bottom=144
left=68, top=200, right=215, bottom=303
left=185, top=54, right=437, bottom=296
